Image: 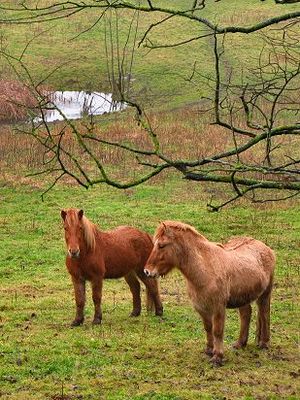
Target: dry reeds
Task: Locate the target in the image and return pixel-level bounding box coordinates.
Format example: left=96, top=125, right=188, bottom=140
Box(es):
left=0, top=104, right=298, bottom=192
left=0, top=80, right=37, bottom=123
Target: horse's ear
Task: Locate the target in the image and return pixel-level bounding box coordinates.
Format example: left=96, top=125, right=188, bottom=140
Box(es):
left=160, top=221, right=173, bottom=237
left=78, top=209, right=84, bottom=220
left=61, top=210, right=67, bottom=221
left=160, top=222, right=168, bottom=235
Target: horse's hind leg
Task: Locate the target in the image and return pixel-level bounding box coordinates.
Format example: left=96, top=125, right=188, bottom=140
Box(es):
left=256, top=285, right=272, bottom=349
left=233, top=304, right=252, bottom=349
left=137, top=272, right=163, bottom=316
left=124, top=272, right=141, bottom=317
left=91, top=278, right=103, bottom=325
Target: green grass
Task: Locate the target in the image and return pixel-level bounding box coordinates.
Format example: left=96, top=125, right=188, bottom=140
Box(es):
left=0, top=179, right=299, bottom=399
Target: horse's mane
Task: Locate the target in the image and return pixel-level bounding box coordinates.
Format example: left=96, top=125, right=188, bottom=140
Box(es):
left=156, top=221, right=208, bottom=241
left=81, top=215, right=96, bottom=251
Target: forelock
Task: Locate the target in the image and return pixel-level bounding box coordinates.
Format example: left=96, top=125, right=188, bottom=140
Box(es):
left=65, top=208, right=79, bottom=225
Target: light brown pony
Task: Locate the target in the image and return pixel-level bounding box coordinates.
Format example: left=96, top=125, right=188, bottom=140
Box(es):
left=144, top=221, right=275, bottom=366
left=61, top=208, right=163, bottom=326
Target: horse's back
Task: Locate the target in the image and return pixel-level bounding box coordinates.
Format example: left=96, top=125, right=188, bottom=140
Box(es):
left=107, top=225, right=152, bottom=252
left=223, top=236, right=275, bottom=277
left=223, top=236, right=257, bottom=251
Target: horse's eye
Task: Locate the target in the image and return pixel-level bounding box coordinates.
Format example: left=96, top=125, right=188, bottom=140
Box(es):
left=158, top=243, right=166, bottom=249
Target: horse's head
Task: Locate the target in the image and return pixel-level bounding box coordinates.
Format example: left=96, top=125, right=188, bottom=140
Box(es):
left=61, top=208, right=85, bottom=259
left=144, top=222, right=178, bottom=278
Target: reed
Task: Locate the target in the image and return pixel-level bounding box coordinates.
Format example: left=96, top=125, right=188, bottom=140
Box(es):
left=0, top=80, right=38, bottom=123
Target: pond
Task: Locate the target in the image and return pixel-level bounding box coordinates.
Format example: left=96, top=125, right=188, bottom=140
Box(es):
left=39, top=91, right=126, bottom=122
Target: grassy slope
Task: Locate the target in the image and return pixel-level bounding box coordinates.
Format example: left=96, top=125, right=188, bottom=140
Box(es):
left=0, top=0, right=299, bottom=108
left=0, top=179, right=299, bottom=400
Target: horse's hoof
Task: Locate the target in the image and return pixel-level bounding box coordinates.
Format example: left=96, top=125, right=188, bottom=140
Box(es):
left=155, top=308, right=164, bottom=317
left=210, top=355, right=223, bottom=367
left=232, top=341, right=246, bottom=350
left=92, top=318, right=102, bottom=325
left=204, top=347, right=214, bottom=357
left=130, top=310, right=141, bottom=317
left=71, top=319, right=84, bottom=327
left=258, top=342, right=269, bottom=350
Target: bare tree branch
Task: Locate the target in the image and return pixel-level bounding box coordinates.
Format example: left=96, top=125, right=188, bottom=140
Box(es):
left=1, top=1, right=300, bottom=209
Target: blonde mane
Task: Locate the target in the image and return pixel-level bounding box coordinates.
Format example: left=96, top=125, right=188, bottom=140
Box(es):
left=156, top=220, right=207, bottom=241
left=81, top=215, right=96, bottom=251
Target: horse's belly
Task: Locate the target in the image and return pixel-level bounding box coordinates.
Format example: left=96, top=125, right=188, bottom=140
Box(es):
left=103, top=259, right=140, bottom=279
left=226, top=278, right=267, bottom=308
left=104, top=270, right=127, bottom=279
left=226, top=295, right=258, bottom=309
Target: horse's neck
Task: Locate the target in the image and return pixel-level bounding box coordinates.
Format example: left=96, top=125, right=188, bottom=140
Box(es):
left=179, top=258, right=207, bottom=288
left=178, top=238, right=212, bottom=288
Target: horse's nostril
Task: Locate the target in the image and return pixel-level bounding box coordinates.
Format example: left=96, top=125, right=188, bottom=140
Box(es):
left=69, top=249, right=80, bottom=258
left=144, top=269, right=150, bottom=277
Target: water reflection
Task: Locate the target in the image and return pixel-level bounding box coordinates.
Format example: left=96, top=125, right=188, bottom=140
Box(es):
left=39, top=91, right=125, bottom=122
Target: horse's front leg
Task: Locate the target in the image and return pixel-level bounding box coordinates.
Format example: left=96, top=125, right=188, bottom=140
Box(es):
left=200, top=313, right=213, bottom=357
left=71, top=276, right=86, bottom=326
left=91, top=278, right=103, bottom=325
left=211, top=309, right=225, bottom=366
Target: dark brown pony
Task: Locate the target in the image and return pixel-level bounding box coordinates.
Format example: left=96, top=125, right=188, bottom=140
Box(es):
left=61, top=208, right=163, bottom=326
left=144, top=221, right=275, bottom=366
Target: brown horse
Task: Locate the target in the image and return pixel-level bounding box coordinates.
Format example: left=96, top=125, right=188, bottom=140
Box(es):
left=144, top=221, right=275, bottom=366
left=61, top=208, right=163, bottom=326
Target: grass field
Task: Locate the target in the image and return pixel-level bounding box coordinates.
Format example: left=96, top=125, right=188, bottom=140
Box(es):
left=0, top=177, right=299, bottom=400
left=0, top=1, right=300, bottom=399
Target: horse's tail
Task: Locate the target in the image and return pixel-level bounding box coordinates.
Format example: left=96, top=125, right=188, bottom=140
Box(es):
left=143, top=231, right=163, bottom=315
left=146, top=288, right=155, bottom=312
left=144, top=232, right=155, bottom=312
left=145, top=280, right=163, bottom=315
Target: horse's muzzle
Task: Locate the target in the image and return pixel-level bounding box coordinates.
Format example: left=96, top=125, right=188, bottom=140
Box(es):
left=68, top=249, right=80, bottom=258
left=144, top=268, right=158, bottom=278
